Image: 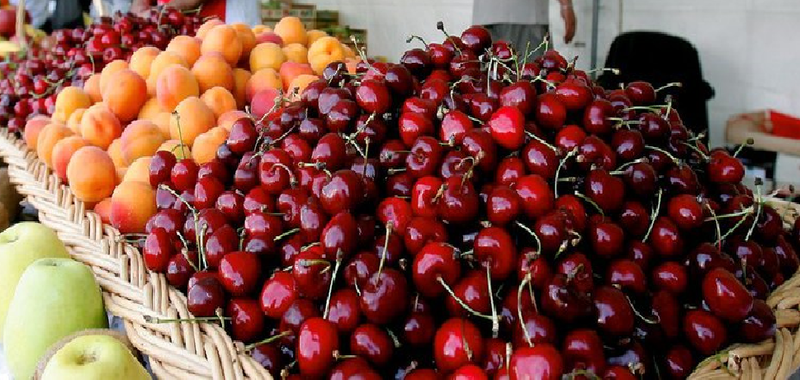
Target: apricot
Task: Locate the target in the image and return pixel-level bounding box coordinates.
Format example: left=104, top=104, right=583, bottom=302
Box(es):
left=191, top=52, right=234, bottom=93
left=252, top=25, right=270, bottom=35
left=156, top=65, right=200, bottom=112
left=53, top=86, right=92, bottom=123
left=250, top=42, right=285, bottom=72
left=308, top=36, right=345, bottom=75
left=52, top=136, right=89, bottom=181
left=192, top=126, right=229, bottom=164
left=138, top=97, right=164, bottom=121
left=110, top=180, right=157, bottom=233
left=218, top=110, right=250, bottom=132
left=67, top=108, right=86, bottom=134
left=147, top=51, right=189, bottom=95
left=99, top=60, right=129, bottom=94
left=288, top=74, right=320, bottom=100
left=232, top=68, right=251, bottom=109
left=101, top=69, right=147, bottom=123
left=83, top=74, right=102, bottom=103
left=246, top=68, right=281, bottom=101
left=306, top=29, right=328, bottom=46
left=200, top=87, right=237, bottom=118
left=107, top=138, right=126, bottom=171
left=120, top=120, right=166, bottom=165
left=94, top=198, right=112, bottom=224
left=166, top=35, right=202, bottom=66
left=196, top=19, right=225, bottom=40
left=282, top=43, right=308, bottom=64
left=158, top=140, right=191, bottom=160
left=67, top=146, right=117, bottom=203
left=201, top=25, right=243, bottom=66
left=273, top=16, right=307, bottom=46
left=129, top=46, right=160, bottom=79
left=152, top=112, right=172, bottom=139
left=79, top=104, right=122, bottom=149
left=343, top=45, right=356, bottom=59
left=232, top=23, right=256, bottom=57
left=169, top=96, right=216, bottom=147
left=280, top=62, right=314, bottom=91
left=23, top=116, right=52, bottom=149
left=255, top=32, right=283, bottom=46
left=37, top=123, right=74, bottom=168
left=123, top=157, right=152, bottom=184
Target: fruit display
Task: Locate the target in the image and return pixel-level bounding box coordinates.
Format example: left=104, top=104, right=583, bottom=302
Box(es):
left=2, top=12, right=800, bottom=380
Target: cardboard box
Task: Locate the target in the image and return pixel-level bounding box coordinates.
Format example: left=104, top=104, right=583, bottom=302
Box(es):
left=261, top=3, right=316, bottom=29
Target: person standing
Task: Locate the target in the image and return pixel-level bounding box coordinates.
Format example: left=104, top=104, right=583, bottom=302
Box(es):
left=473, top=0, right=576, bottom=55
left=130, top=0, right=261, bottom=26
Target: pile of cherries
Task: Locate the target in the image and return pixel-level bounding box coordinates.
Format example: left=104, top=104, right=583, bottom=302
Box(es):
left=141, top=23, right=799, bottom=380
left=0, top=9, right=198, bottom=133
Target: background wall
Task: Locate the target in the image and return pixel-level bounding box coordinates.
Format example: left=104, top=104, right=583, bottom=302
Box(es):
left=304, top=0, right=800, bottom=148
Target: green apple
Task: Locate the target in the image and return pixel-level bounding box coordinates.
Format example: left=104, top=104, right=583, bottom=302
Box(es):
left=0, top=222, right=70, bottom=335
left=3, top=257, right=108, bottom=380
left=40, top=333, right=150, bottom=380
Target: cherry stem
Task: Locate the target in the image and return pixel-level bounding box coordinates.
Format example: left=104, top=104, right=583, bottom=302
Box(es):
left=436, top=276, right=493, bottom=320
left=745, top=180, right=763, bottom=241
left=574, top=192, right=605, bottom=217
left=181, top=248, right=200, bottom=272
left=644, top=145, right=682, bottom=165
left=386, top=328, right=402, bottom=348
left=525, top=131, right=559, bottom=152
left=405, top=35, right=428, bottom=48
left=485, top=265, right=500, bottom=339
left=377, top=222, right=393, bottom=278
left=243, top=332, right=289, bottom=351
left=655, top=82, right=682, bottom=92
left=554, top=148, right=578, bottom=196
left=564, top=370, right=602, bottom=380
left=295, top=259, right=331, bottom=268
left=198, top=223, right=209, bottom=270
left=465, top=114, right=485, bottom=125
left=342, top=132, right=368, bottom=159
left=716, top=211, right=751, bottom=246
left=323, top=250, right=344, bottom=320
left=387, top=167, right=406, bottom=175
left=611, top=157, right=648, bottom=174
left=171, top=109, right=189, bottom=159
left=627, top=294, right=659, bottom=324
left=704, top=206, right=754, bottom=222
left=622, top=105, right=667, bottom=113
left=705, top=203, right=724, bottom=250
left=679, top=141, right=709, bottom=160
left=269, top=163, right=298, bottom=188
left=301, top=242, right=321, bottom=251
left=514, top=221, right=542, bottom=254
left=274, top=228, right=299, bottom=242
left=642, top=188, right=663, bottom=243
left=733, top=138, right=755, bottom=158
left=436, top=21, right=461, bottom=54
left=517, top=272, right=535, bottom=347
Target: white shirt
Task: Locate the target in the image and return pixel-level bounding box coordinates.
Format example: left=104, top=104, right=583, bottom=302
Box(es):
left=472, top=0, right=549, bottom=26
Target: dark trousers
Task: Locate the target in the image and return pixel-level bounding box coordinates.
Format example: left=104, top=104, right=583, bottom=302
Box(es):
left=484, top=24, right=550, bottom=57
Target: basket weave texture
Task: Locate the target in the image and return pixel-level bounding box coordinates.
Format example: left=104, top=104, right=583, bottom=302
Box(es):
left=0, top=129, right=273, bottom=380
left=3, top=127, right=800, bottom=379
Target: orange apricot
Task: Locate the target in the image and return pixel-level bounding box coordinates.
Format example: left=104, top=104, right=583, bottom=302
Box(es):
left=79, top=104, right=122, bottom=149
left=192, top=126, right=229, bottom=164
left=94, top=198, right=112, bottom=224
left=232, top=68, right=251, bottom=109
left=99, top=60, right=129, bottom=95
left=158, top=140, right=191, bottom=160
left=67, top=146, right=117, bottom=203
left=120, top=120, right=166, bottom=165
left=218, top=110, right=250, bottom=132
left=280, top=62, right=315, bottom=91
left=252, top=25, right=270, bottom=35
left=122, top=157, right=152, bottom=184
left=67, top=108, right=86, bottom=134
left=308, top=36, right=346, bottom=75
left=232, top=22, right=257, bottom=58
left=37, top=123, right=74, bottom=168
left=306, top=29, right=328, bottom=46
left=282, top=43, right=308, bottom=64
left=23, top=116, right=51, bottom=149
left=156, top=65, right=200, bottom=112
left=196, top=19, right=225, bottom=40
left=129, top=46, right=160, bottom=79
left=138, top=97, right=164, bottom=121
left=107, top=138, right=126, bottom=171
left=288, top=74, right=320, bottom=100
left=250, top=42, right=285, bottom=72
left=152, top=112, right=172, bottom=139
left=147, top=51, right=189, bottom=95
left=200, top=87, right=237, bottom=119
left=53, top=86, right=92, bottom=123
left=83, top=74, right=102, bottom=103
left=101, top=69, right=147, bottom=123
left=246, top=68, right=281, bottom=101
left=191, top=52, right=234, bottom=93
left=169, top=96, right=216, bottom=147
left=166, top=35, right=202, bottom=66
left=52, top=136, right=90, bottom=181
left=201, top=25, right=243, bottom=66
left=273, top=16, right=307, bottom=46
left=110, top=178, right=157, bottom=233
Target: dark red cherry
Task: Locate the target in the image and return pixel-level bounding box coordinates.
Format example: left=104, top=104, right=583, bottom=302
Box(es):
left=326, top=288, right=361, bottom=333
left=434, top=318, right=484, bottom=373
left=297, top=318, right=339, bottom=378
left=702, top=267, right=754, bottom=322
left=360, top=269, right=409, bottom=325
left=227, top=298, right=265, bottom=343
left=187, top=277, right=226, bottom=317
left=562, top=329, right=606, bottom=375
left=509, top=344, right=563, bottom=380
left=260, top=271, right=297, bottom=319
left=349, top=324, right=394, bottom=367
left=652, top=261, right=688, bottom=295
left=736, top=299, right=776, bottom=343
left=683, top=310, right=727, bottom=356
left=594, top=285, right=635, bottom=337
left=487, top=106, right=525, bottom=151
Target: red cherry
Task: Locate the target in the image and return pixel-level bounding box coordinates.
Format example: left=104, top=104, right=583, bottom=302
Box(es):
left=487, top=106, right=525, bottom=150
left=664, top=345, right=694, bottom=379
left=227, top=298, right=265, bottom=343
left=702, top=267, right=754, bottom=322
left=218, top=251, right=261, bottom=297
left=187, top=277, right=226, bottom=317
left=474, top=226, right=516, bottom=281
left=434, top=318, right=484, bottom=373
left=594, top=285, right=635, bottom=337
left=562, top=329, right=606, bottom=374
left=143, top=228, right=174, bottom=272
left=509, top=344, right=563, bottom=380
left=652, top=261, right=688, bottom=295
left=260, top=271, right=297, bottom=319
left=349, top=324, right=394, bottom=367
left=683, top=310, right=727, bottom=356
left=514, top=174, right=554, bottom=219
left=297, top=318, right=339, bottom=377
left=360, top=268, right=409, bottom=324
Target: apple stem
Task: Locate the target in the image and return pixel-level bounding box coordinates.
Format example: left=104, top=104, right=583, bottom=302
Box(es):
left=376, top=222, right=393, bottom=278
left=554, top=148, right=578, bottom=196
left=525, top=130, right=559, bottom=152
left=733, top=137, right=755, bottom=158
left=323, top=250, right=343, bottom=320
left=574, top=192, right=605, bottom=217
left=514, top=221, right=542, bottom=254
left=655, top=82, right=682, bottom=93
left=517, top=272, right=534, bottom=346
left=486, top=265, right=500, bottom=338
left=436, top=276, right=494, bottom=320
left=642, top=188, right=663, bottom=243
left=745, top=179, right=763, bottom=241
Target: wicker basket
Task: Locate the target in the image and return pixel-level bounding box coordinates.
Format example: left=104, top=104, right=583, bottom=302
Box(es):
left=0, top=130, right=272, bottom=380
left=2, top=126, right=800, bottom=379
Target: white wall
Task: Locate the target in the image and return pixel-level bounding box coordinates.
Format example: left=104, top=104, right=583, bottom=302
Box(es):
left=303, top=0, right=800, bottom=148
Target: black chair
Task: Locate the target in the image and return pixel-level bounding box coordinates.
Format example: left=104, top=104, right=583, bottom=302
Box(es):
left=597, top=31, right=715, bottom=144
